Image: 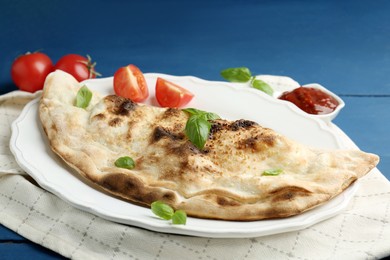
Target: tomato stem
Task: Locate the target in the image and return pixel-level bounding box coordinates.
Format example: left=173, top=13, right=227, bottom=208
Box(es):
left=79, top=54, right=102, bottom=78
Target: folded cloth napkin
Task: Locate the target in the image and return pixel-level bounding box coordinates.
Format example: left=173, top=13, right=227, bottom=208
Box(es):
left=1, top=91, right=390, bottom=260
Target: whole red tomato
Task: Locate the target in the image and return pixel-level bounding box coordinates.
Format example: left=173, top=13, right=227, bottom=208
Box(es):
left=54, top=54, right=100, bottom=82
left=11, top=52, right=54, bottom=92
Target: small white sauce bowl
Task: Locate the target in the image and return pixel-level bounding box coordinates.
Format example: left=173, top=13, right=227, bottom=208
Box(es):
left=255, top=75, right=345, bottom=123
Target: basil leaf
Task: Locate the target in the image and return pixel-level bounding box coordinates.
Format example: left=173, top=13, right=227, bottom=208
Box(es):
left=185, top=115, right=211, bottom=150
left=220, top=67, right=252, bottom=83
left=172, top=210, right=187, bottom=225
left=182, top=108, right=204, bottom=116
left=151, top=201, right=174, bottom=220
left=114, top=156, right=135, bottom=169
left=182, top=108, right=220, bottom=121
left=75, top=85, right=92, bottom=108
left=262, top=168, right=283, bottom=176
left=251, top=79, right=274, bottom=96
left=182, top=108, right=219, bottom=149
left=202, top=112, right=220, bottom=121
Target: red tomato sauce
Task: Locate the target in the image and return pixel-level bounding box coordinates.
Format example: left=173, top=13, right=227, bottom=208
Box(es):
left=278, top=87, right=339, bottom=115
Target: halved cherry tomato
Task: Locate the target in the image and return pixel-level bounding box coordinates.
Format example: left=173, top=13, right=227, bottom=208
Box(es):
left=155, top=77, right=194, bottom=108
left=54, top=54, right=100, bottom=82
left=113, top=64, right=149, bottom=102
left=11, top=52, right=54, bottom=92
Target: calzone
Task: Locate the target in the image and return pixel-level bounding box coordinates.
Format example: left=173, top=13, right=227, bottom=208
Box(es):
left=39, top=71, right=379, bottom=220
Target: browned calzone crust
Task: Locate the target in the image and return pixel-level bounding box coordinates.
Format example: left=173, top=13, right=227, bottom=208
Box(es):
left=39, top=71, right=379, bottom=221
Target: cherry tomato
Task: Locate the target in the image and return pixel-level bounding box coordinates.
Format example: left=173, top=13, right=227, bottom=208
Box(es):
left=113, top=64, right=149, bottom=102
left=54, top=54, right=100, bottom=82
left=155, top=77, right=194, bottom=108
left=11, top=52, right=54, bottom=92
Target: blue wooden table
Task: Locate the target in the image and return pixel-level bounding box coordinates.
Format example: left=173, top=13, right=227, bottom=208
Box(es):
left=1, top=0, right=389, bottom=258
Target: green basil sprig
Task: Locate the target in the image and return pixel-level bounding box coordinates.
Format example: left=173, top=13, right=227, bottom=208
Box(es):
left=115, top=156, right=135, bottom=169
left=220, top=67, right=252, bottom=83
left=185, top=116, right=210, bottom=150
left=182, top=108, right=220, bottom=150
left=75, top=85, right=93, bottom=108
left=151, top=201, right=175, bottom=220
left=220, top=67, right=273, bottom=96
left=251, top=77, right=274, bottom=96
left=172, top=210, right=187, bottom=225
left=262, top=168, right=283, bottom=176
left=182, top=108, right=220, bottom=120
left=151, top=201, right=187, bottom=225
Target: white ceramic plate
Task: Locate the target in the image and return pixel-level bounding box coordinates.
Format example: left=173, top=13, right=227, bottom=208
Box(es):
left=10, top=73, right=357, bottom=238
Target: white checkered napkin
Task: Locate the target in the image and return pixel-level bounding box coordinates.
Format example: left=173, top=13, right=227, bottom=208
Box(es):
left=0, top=91, right=41, bottom=175
left=1, top=90, right=390, bottom=260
